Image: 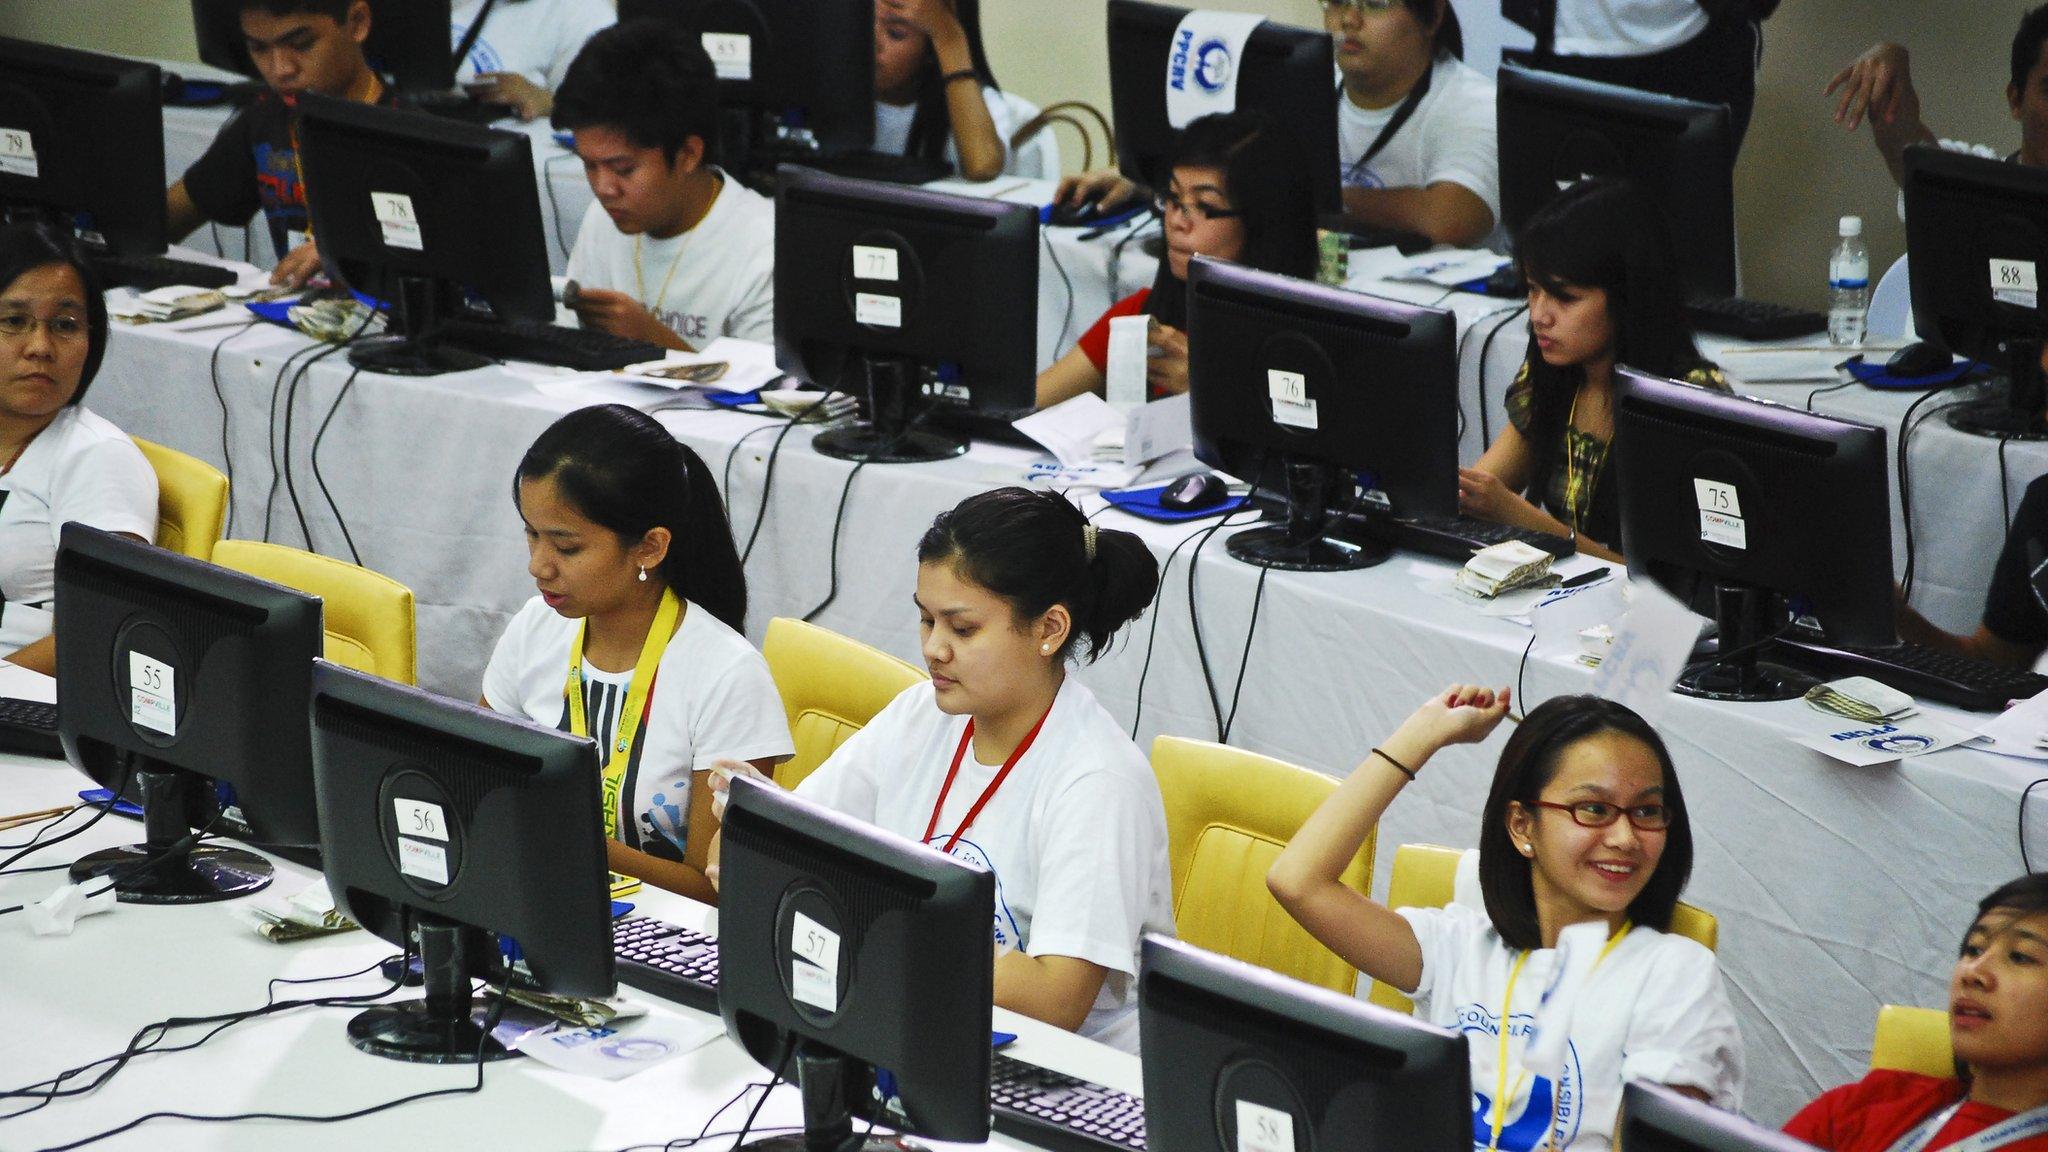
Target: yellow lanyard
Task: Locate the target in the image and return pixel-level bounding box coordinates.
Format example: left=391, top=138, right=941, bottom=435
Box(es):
left=564, top=587, right=681, bottom=839
left=1487, top=920, right=1632, bottom=1152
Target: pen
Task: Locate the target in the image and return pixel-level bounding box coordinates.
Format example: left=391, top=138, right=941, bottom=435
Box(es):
left=1561, top=566, right=1611, bottom=589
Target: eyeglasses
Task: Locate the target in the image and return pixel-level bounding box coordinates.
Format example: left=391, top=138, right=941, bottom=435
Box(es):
left=1529, top=799, right=1672, bottom=831
left=0, top=313, right=88, bottom=342
left=1155, top=191, right=1243, bottom=223
left=1320, top=0, right=1400, bottom=15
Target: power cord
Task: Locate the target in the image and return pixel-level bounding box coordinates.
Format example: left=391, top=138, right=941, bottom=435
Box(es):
left=738, top=390, right=842, bottom=567
left=1043, top=232, right=1076, bottom=356
left=1474, top=304, right=1528, bottom=448
left=0, top=763, right=133, bottom=876
left=309, top=362, right=368, bottom=565
left=2022, top=777, right=2046, bottom=874
left=800, top=461, right=867, bottom=623
left=1896, top=384, right=1968, bottom=602
left=280, top=303, right=385, bottom=552
left=722, top=422, right=786, bottom=520
left=206, top=318, right=263, bottom=534
left=1128, top=519, right=1226, bottom=740
left=1219, top=563, right=1269, bottom=743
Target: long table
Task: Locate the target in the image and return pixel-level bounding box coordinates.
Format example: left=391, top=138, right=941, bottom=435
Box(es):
left=0, top=748, right=1136, bottom=1151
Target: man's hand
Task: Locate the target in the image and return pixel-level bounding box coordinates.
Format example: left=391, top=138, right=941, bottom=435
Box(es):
left=465, top=72, right=552, bottom=121
left=1824, top=43, right=1915, bottom=132
left=569, top=287, right=686, bottom=349
left=270, top=239, right=325, bottom=289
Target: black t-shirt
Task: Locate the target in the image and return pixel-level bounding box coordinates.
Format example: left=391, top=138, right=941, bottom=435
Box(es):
left=1983, top=474, right=2048, bottom=646
left=181, top=84, right=391, bottom=257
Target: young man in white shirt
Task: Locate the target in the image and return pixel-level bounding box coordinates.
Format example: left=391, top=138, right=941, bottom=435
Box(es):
left=451, top=0, right=615, bottom=121
left=550, top=21, right=776, bottom=351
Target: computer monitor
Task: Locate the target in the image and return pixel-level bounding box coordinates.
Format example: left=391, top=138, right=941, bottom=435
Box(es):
left=1107, top=0, right=1340, bottom=218
left=1612, top=366, right=1896, bottom=702
left=309, top=660, right=614, bottom=1063
left=1497, top=65, right=1736, bottom=300
left=53, top=523, right=325, bottom=904
left=1186, top=255, right=1458, bottom=572
left=775, top=166, right=1039, bottom=463
left=1621, top=1082, right=1819, bottom=1152
left=296, top=93, right=555, bottom=376
left=1903, top=144, right=2048, bottom=439
left=0, top=39, right=167, bottom=258
left=193, top=0, right=459, bottom=94
left=1138, top=935, right=1472, bottom=1152
left=719, top=775, right=994, bottom=1152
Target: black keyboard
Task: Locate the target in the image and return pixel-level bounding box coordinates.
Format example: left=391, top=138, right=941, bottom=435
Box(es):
left=441, top=318, right=667, bottom=372
left=991, top=1052, right=1147, bottom=1152
left=0, top=696, right=62, bottom=759
left=928, top=404, right=1042, bottom=449
left=800, top=151, right=953, bottom=186
left=91, top=253, right=238, bottom=292
left=613, top=915, right=722, bottom=1014
left=1684, top=295, right=1828, bottom=342
left=399, top=89, right=513, bottom=124
left=1778, top=637, right=2048, bottom=713
left=1379, top=512, right=1578, bottom=563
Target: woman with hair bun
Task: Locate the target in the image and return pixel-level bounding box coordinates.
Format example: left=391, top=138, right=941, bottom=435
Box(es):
left=714, top=486, right=1174, bottom=1052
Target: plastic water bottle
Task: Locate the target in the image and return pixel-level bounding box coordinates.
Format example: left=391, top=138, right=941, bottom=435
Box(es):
left=1828, top=215, right=1870, bottom=347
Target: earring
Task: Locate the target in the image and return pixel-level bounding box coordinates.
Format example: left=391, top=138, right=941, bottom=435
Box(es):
left=1519, top=842, right=1533, bottom=856
left=1040, top=643, right=1053, bottom=654
left=637, top=565, right=648, bottom=582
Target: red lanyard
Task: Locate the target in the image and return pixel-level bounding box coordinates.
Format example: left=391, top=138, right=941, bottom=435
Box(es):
left=922, top=704, right=1053, bottom=854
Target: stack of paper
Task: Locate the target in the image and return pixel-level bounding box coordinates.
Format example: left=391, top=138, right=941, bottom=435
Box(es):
left=1805, top=677, right=1918, bottom=723
left=108, top=286, right=227, bottom=323
left=1454, top=540, right=1558, bottom=599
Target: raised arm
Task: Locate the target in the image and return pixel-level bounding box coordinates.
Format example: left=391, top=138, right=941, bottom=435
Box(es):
left=1823, top=42, right=1935, bottom=187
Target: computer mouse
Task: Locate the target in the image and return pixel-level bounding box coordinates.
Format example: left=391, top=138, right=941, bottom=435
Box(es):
left=1160, top=472, right=1228, bottom=512
left=1885, top=340, right=1951, bottom=378
left=1482, top=264, right=1527, bottom=298
left=1045, top=191, right=1108, bottom=228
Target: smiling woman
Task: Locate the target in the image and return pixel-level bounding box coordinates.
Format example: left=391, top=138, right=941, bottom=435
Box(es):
left=0, top=222, right=156, bottom=677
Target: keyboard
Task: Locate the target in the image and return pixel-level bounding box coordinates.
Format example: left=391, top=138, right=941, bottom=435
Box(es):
left=399, top=89, right=513, bottom=124
left=927, top=404, right=1043, bottom=449
left=1683, top=295, right=1828, bottom=342
left=440, top=318, right=667, bottom=372
left=800, top=151, right=953, bottom=186
left=91, top=253, right=239, bottom=292
left=0, top=697, right=62, bottom=759
left=990, top=1052, right=1147, bottom=1152
left=1778, top=637, right=2048, bottom=713
left=612, top=915, right=1147, bottom=1152
left=1379, top=512, right=1578, bottom=563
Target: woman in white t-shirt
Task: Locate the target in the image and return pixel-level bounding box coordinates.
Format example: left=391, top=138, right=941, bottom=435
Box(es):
left=872, top=0, right=1019, bottom=181
left=482, top=404, right=792, bottom=900
left=713, top=487, right=1176, bottom=1052
left=1270, top=686, right=1743, bottom=1152
left=0, top=223, right=157, bottom=676
left=451, top=0, right=616, bottom=121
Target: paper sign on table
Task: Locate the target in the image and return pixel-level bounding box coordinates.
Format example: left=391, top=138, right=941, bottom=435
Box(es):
left=1792, top=714, right=1982, bottom=766
left=1587, top=578, right=1703, bottom=724
left=1975, top=686, right=2048, bottom=761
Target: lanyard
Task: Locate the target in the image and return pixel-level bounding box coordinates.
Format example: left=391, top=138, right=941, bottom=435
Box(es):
left=1487, top=921, right=1633, bottom=1152
left=921, top=703, right=1054, bottom=855
left=1340, top=60, right=1434, bottom=183
left=565, top=587, right=681, bottom=839
left=1883, top=1102, right=2048, bottom=1152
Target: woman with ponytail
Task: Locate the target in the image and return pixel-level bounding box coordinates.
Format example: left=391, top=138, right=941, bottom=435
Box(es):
left=482, top=404, right=791, bottom=900
left=713, top=486, right=1174, bottom=1052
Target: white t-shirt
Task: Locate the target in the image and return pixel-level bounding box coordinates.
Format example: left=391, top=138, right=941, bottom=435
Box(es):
left=452, top=0, right=615, bottom=91
left=1552, top=0, right=1710, bottom=58
left=794, top=677, right=1176, bottom=1053
left=564, top=168, right=777, bottom=347
left=0, top=407, right=156, bottom=654
left=1338, top=54, right=1502, bottom=239
left=481, top=594, right=794, bottom=859
left=872, top=86, right=1035, bottom=176
left=1397, top=902, right=1744, bottom=1152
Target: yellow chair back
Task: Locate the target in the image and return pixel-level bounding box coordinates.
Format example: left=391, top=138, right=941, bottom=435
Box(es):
left=210, top=540, right=417, bottom=684
left=761, top=618, right=925, bottom=791
left=1871, top=1005, right=1954, bottom=1077
left=132, top=437, right=227, bottom=562
left=1151, top=735, right=1374, bottom=995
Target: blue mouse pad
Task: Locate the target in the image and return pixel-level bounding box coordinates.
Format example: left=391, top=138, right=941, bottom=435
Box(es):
left=1103, top=482, right=1249, bottom=522
left=706, top=390, right=762, bottom=408
left=1842, top=355, right=1985, bottom=390
left=611, top=900, right=635, bottom=919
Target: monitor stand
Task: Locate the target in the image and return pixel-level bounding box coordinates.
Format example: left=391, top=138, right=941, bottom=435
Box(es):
left=1226, top=461, right=1391, bottom=572
left=69, top=767, right=273, bottom=903
left=347, top=918, right=517, bottom=1064
left=741, top=1043, right=921, bottom=1152
left=1946, top=336, right=2048, bottom=440
left=1674, top=582, right=1817, bottom=703
left=347, top=275, right=496, bottom=377
left=814, top=355, right=967, bottom=464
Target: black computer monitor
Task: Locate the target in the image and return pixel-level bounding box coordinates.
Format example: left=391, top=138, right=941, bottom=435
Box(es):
left=53, top=523, right=325, bottom=904
left=1903, top=144, right=2048, bottom=439
left=0, top=39, right=167, bottom=258
left=1186, top=255, right=1458, bottom=572
left=1612, top=366, right=1896, bottom=702
left=1107, top=0, right=1340, bottom=218
left=775, top=166, right=1039, bottom=463
left=1621, top=1083, right=1817, bottom=1152
left=1138, top=935, right=1473, bottom=1152
left=309, top=660, right=614, bottom=1063
left=1498, top=65, right=1735, bottom=300
left=193, top=0, right=459, bottom=94
left=719, top=775, right=994, bottom=1152
left=296, top=93, right=555, bottom=376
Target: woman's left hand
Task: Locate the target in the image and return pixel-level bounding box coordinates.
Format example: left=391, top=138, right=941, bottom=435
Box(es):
left=1147, top=323, right=1189, bottom=397
left=465, top=71, right=552, bottom=121
left=1457, top=466, right=1538, bottom=526
left=878, top=0, right=965, bottom=42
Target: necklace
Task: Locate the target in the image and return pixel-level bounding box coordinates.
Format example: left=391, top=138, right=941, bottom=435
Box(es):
left=1562, top=381, right=1611, bottom=537
left=633, top=230, right=692, bottom=320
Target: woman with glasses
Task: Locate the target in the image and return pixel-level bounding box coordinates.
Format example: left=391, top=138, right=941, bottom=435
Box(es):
left=1270, top=687, right=1744, bottom=1152
left=0, top=223, right=156, bottom=676
left=1325, top=0, right=1500, bottom=248
left=1034, top=111, right=1316, bottom=408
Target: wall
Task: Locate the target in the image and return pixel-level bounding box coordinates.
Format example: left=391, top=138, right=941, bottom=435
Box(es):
left=2, top=0, right=2021, bottom=306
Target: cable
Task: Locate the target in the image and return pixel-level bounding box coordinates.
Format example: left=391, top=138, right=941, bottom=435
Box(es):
left=0, top=804, right=87, bottom=851
left=1128, top=519, right=1223, bottom=739
left=1043, top=231, right=1076, bottom=356
left=2024, top=777, right=2046, bottom=873
left=1510, top=633, right=1538, bottom=723
left=1219, top=563, right=1270, bottom=743
left=207, top=318, right=263, bottom=535
left=725, top=1043, right=796, bottom=1152
left=738, top=390, right=840, bottom=567
left=1186, top=502, right=1264, bottom=740
left=722, top=422, right=785, bottom=520
left=1803, top=379, right=1856, bottom=411
left=261, top=338, right=338, bottom=542
left=543, top=152, right=577, bottom=263
left=1896, top=385, right=1967, bottom=602
left=1474, top=304, right=1528, bottom=448
left=264, top=303, right=382, bottom=545
left=281, top=305, right=383, bottom=552
left=0, top=764, right=131, bottom=876
left=800, top=461, right=867, bottom=622
left=2000, top=434, right=2016, bottom=531
left=309, top=362, right=368, bottom=565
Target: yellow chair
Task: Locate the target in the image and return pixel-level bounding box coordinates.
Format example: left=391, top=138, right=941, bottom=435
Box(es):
left=1366, top=843, right=1720, bottom=1013
left=1871, top=1005, right=1954, bottom=1077
left=761, top=617, right=926, bottom=792
left=1151, top=736, right=1374, bottom=995
left=132, top=437, right=227, bottom=562
left=210, top=540, right=416, bottom=685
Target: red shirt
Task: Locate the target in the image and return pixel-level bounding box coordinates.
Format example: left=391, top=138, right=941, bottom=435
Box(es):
left=1785, top=1071, right=2048, bottom=1152
left=1075, top=289, right=1152, bottom=372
